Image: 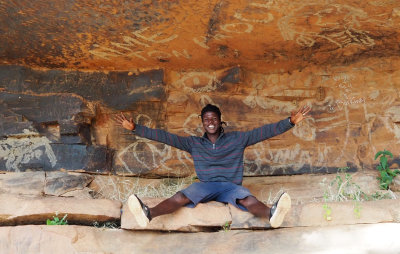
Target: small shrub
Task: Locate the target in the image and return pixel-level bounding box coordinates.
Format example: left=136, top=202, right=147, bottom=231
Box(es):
left=47, top=213, right=68, bottom=225
left=375, top=150, right=400, bottom=190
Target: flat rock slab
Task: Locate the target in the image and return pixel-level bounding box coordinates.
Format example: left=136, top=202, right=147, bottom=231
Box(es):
left=44, top=171, right=94, bottom=196
left=121, top=198, right=231, bottom=232
left=242, top=171, right=382, bottom=205
left=231, top=198, right=400, bottom=229
left=122, top=197, right=400, bottom=231
left=0, top=172, right=45, bottom=196
left=0, top=171, right=95, bottom=197
left=0, top=194, right=121, bottom=226
left=1, top=224, right=400, bottom=254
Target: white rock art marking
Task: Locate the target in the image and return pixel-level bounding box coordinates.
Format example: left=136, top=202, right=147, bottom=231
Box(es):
left=117, top=114, right=191, bottom=174
left=278, top=3, right=376, bottom=48
left=0, top=130, right=57, bottom=171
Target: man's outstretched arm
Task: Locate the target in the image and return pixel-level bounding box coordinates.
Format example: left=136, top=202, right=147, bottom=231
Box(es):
left=242, top=105, right=311, bottom=147
left=114, top=112, right=192, bottom=153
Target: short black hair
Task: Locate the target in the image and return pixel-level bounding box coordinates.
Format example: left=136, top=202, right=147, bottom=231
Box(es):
left=200, top=104, right=221, bottom=120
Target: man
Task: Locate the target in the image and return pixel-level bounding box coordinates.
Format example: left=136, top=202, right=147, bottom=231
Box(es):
left=115, top=104, right=310, bottom=228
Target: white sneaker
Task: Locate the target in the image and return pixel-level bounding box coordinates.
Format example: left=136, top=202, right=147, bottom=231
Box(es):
left=269, top=192, right=291, bottom=228
left=127, top=194, right=151, bottom=228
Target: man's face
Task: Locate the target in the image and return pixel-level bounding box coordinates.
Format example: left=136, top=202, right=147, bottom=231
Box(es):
left=202, top=111, right=221, bottom=135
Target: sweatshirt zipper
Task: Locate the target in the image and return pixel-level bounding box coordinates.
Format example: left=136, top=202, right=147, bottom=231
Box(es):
left=202, top=133, right=223, bottom=150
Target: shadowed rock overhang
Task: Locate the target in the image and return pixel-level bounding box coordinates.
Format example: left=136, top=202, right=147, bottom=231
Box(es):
left=1, top=0, right=400, bottom=72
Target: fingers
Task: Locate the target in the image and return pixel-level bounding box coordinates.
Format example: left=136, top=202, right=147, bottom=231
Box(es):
left=113, top=112, right=129, bottom=125
left=300, top=105, right=311, bottom=117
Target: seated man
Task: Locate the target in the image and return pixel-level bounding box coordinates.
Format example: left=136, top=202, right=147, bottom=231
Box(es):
left=115, top=104, right=310, bottom=228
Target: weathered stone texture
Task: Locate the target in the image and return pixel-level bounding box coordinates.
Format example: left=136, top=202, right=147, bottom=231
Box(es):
left=0, top=172, right=45, bottom=196
left=2, top=60, right=400, bottom=176
left=2, top=224, right=400, bottom=254
left=0, top=194, right=121, bottom=226
left=44, top=172, right=94, bottom=196
left=1, top=1, right=400, bottom=72
left=0, top=66, right=164, bottom=173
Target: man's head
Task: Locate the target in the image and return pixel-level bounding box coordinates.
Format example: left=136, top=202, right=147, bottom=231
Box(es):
left=201, top=104, right=222, bottom=136
left=201, top=104, right=221, bottom=121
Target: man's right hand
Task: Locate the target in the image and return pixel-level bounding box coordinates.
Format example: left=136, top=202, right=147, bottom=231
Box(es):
left=114, top=112, right=135, bottom=131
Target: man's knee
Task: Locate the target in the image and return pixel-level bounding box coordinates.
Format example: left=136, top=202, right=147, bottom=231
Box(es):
left=237, top=195, right=258, bottom=208
left=171, top=192, right=190, bottom=205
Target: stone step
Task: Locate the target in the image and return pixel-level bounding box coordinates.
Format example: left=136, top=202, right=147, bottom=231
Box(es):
left=1, top=224, right=400, bottom=254
left=0, top=194, right=121, bottom=226
left=121, top=197, right=400, bottom=231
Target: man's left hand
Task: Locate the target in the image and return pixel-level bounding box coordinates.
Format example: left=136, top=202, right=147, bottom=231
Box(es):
left=290, top=105, right=311, bottom=125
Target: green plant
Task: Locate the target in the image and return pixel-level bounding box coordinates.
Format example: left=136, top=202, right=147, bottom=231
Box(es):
left=326, top=167, right=368, bottom=202
left=375, top=150, right=400, bottom=190
left=321, top=167, right=364, bottom=220
left=353, top=201, right=361, bottom=219
left=222, top=221, right=231, bottom=232
left=370, top=191, right=393, bottom=200
left=320, top=166, right=396, bottom=220
left=47, top=213, right=68, bottom=225
left=322, top=192, right=332, bottom=221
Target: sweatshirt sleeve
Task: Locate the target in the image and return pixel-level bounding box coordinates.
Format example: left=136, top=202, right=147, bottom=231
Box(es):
left=241, top=117, right=294, bottom=147
left=133, top=124, right=193, bottom=153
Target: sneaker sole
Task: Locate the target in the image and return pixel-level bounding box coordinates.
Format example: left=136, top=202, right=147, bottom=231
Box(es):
left=270, top=193, right=291, bottom=228
left=127, top=195, right=149, bottom=228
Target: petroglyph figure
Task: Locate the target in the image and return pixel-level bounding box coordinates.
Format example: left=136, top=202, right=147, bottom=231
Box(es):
left=173, top=72, right=223, bottom=93
left=90, top=26, right=185, bottom=61
left=117, top=114, right=191, bottom=174
left=278, top=4, right=376, bottom=48
left=0, top=130, right=57, bottom=171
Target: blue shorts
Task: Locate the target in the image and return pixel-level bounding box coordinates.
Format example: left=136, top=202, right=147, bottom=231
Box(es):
left=179, top=182, right=252, bottom=211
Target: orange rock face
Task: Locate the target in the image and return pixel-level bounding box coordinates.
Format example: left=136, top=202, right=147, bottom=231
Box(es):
left=1, top=1, right=400, bottom=72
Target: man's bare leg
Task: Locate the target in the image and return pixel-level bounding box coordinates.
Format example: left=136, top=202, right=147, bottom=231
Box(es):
left=237, top=193, right=291, bottom=228
left=150, top=192, right=191, bottom=218
left=237, top=196, right=270, bottom=218
left=128, top=192, right=191, bottom=228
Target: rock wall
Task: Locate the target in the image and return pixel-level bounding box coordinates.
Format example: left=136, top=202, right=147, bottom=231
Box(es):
left=1, top=57, right=400, bottom=176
